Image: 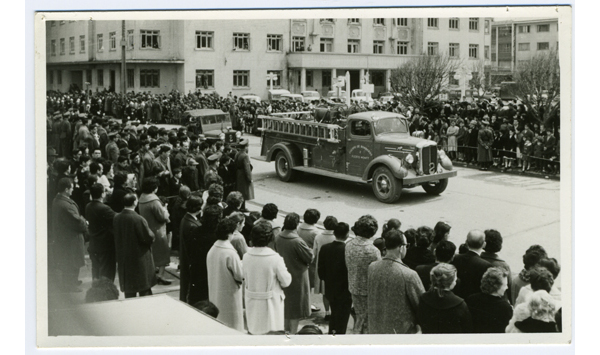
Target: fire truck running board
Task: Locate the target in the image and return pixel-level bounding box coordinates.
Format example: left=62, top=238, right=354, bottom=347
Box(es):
left=291, top=166, right=367, bottom=184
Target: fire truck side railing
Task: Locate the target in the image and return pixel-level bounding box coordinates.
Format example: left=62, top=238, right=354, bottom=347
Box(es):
left=259, top=115, right=342, bottom=143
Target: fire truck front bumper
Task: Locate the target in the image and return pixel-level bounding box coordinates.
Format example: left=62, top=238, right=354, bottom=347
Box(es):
left=402, top=170, right=458, bottom=185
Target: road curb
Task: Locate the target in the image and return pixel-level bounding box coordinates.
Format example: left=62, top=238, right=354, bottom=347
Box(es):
left=452, top=161, right=560, bottom=181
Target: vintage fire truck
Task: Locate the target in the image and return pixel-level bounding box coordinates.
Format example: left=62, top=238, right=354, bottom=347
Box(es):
left=257, top=111, right=457, bottom=203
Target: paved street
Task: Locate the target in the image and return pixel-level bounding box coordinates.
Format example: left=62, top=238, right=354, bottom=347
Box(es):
left=244, top=133, right=561, bottom=282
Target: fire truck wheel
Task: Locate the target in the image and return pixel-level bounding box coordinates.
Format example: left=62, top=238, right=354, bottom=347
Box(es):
left=275, top=151, right=297, bottom=182
left=372, top=166, right=402, bottom=203
left=422, top=178, right=449, bottom=195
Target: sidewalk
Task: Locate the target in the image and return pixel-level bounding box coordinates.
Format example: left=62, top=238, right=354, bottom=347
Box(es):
left=452, top=160, right=560, bottom=181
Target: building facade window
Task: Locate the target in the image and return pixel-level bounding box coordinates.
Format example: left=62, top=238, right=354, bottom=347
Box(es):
left=127, top=69, right=135, bottom=88
left=57, top=70, right=62, bottom=85
left=196, top=70, right=214, bottom=89
left=140, top=69, right=160, bottom=87
left=427, top=18, right=438, bottom=28
left=469, top=18, right=479, bottom=31
left=449, top=43, right=459, bottom=57
left=49, top=71, right=53, bottom=85
left=374, top=18, right=385, bottom=25
left=80, top=35, right=85, bottom=53
left=320, top=19, right=334, bottom=23
left=372, top=71, right=384, bottom=86
left=396, top=18, right=408, bottom=26
left=485, top=20, right=490, bottom=33
left=373, top=40, right=384, bottom=54
left=519, top=25, right=531, bottom=33
left=97, top=70, right=103, bottom=86
left=449, top=18, right=459, bottom=30
left=59, top=38, right=65, bottom=55
left=518, top=43, right=530, bottom=51
left=469, top=44, right=479, bottom=58
left=537, top=42, right=550, bottom=50
left=86, top=70, right=92, bottom=84
left=537, top=24, right=550, bottom=32
left=306, top=70, right=313, bottom=87
left=397, top=41, right=408, bottom=55
left=233, top=70, right=249, bottom=88
left=320, top=38, right=333, bottom=53
left=427, top=42, right=439, bottom=56
left=109, top=32, right=117, bottom=51
left=69, top=37, right=75, bottom=54
left=267, top=34, right=282, bottom=52
left=195, top=31, right=214, bottom=49
left=322, top=71, right=331, bottom=88
left=499, top=43, right=511, bottom=53
left=485, top=45, right=490, bottom=59
left=348, top=18, right=360, bottom=24
left=491, top=53, right=496, bottom=61
left=127, top=30, right=134, bottom=49
left=292, top=36, right=305, bottom=52
left=141, top=30, right=161, bottom=49
left=348, top=39, right=360, bottom=53
left=266, top=70, right=282, bottom=87
left=97, top=34, right=103, bottom=52
left=233, top=33, right=250, bottom=50
left=51, top=40, right=56, bottom=56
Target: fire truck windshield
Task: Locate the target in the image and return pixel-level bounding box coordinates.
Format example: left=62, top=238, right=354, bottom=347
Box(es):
left=373, top=117, right=409, bottom=135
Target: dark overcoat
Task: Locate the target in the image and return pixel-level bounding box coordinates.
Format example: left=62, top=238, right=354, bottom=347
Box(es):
left=187, top=222, right=218, bottom=305
left=52, top=193, right=88, bottom=271
left=234, top=150, right=254, bottom=200
left=274, top=229, right=313, bottom=319
left=418, top=289, right=473, bottom=334
left=451, top=251, right=492, bottom=299
left=85, top=200, right=116, bottom=253
left=113, top=209, right=157, bottom=293
left=477, top=128, right=494, bottom=162
left=179, top=213, right=202, bottom=303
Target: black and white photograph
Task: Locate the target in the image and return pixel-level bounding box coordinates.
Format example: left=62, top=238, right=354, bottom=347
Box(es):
left=32, top=4, right=572, bottom=348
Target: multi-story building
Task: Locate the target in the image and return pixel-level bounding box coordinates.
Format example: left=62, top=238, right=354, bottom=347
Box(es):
left=46, top=17, right=491, bottom=99
left=490, top=18, right=559, bottom=83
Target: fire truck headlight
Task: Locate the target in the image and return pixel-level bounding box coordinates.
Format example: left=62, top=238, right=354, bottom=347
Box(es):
left=219, top=133, right=225, bottom=140
left=236, top=131, right=242, bottom=138
left=405, top=154, right=414, bottom=165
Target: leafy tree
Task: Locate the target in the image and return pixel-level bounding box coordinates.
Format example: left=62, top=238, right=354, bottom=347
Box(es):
left=513, top=51, right=560, bottom=127
left=390, top=53, right=461, bottom=112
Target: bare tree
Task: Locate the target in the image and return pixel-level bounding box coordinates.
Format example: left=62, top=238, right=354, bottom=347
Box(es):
left=513, top=51, right=560, bottom=126
left=469, top=59, right=493, bottom=98
left=390, top=53, right=461, bottom=112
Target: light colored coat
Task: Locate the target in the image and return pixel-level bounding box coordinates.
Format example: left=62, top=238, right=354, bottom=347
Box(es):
left=242, top=247, right=292, bottom=335
left=367, top=257, right=425, bottom=334
left=138, top=193, right=170, bottom=267
left=207, top=239, right=244, bottom=331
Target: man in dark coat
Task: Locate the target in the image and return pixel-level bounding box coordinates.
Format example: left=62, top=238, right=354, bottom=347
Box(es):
left=480, top=229, right=513, bottom=303
left=194, top=142, right=210, bottom=190
left=52, top=177, right=88, bottom=292
left=477, top=120, right=494, bottom=170
left=318, top=222, right=352, bottom=334
left=58, top=114, right=72, bottom=158
left=113, top=193, right=157, bottom=298
left=178, top=196, right=203, bottom=303
left=416, top=240, right=458, bottom=291
left=85, top=183, right=117, bottom=281
left=451, top=230, right=492, bottom=299
left=234, top=139, right=254, bottom=201
left=105, top=132, right=120, bottom=164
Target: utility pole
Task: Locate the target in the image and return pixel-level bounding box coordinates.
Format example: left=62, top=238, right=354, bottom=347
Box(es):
left=121, top=20, right=127, bottom=98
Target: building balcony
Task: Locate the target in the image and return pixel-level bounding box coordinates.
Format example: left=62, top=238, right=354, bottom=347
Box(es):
left=286, top=51, right=420, bottom=70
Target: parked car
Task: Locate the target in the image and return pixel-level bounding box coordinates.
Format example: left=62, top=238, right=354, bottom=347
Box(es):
left=301, top=91, right=321, bottom=103
left=268, top=89, right=292, bottom=102
left=280, top=93, right=305, bottom=102
left=240, top=94, right=261, bottom=104
left=351, top=89, right=374, bottom=105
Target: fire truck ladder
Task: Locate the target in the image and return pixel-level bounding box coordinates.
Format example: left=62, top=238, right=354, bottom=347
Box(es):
left=259, top=116, right=341, bottom=143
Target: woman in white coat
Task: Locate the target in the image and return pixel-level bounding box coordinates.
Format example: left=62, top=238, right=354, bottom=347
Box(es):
left=207, top=218, right=244, bottom=331
left=242, top=222, right=292, bottom=335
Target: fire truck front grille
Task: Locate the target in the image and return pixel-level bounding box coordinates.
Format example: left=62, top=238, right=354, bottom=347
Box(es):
left=421, top=146, right=438, bottom=175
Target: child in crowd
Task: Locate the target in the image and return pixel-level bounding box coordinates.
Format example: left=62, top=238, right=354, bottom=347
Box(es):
left=522, top=137, right=533, bottom=172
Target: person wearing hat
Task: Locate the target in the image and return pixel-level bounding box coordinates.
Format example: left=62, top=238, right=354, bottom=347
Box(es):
left=58, top=113, right=73, bottom=158
left=105, top=131, right=120, bottom=164
left=234, top=138, right=254, bottom=204
left=203, top=153, right=221, bottom=190
left=477, top=120, right=494, bottom=171
left=182, top=157, right=200, bottom=192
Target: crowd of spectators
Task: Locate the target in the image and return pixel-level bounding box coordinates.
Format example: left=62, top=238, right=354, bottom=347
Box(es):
left=47, top=88, right=562, bottom=335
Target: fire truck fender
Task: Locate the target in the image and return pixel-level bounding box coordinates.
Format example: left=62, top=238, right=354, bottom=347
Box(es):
left=362, top=155, right=408, bottom=181
left=266, top=142, right=302, bottom=167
